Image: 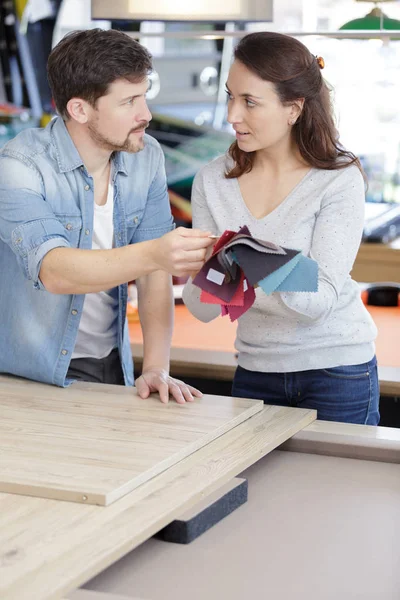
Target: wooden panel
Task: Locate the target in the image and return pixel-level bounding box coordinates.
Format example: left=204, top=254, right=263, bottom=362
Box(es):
left=282, top=419, right=400, bottom=463
left=175, top=476, right=246, bottom=521
left=0, top=376, right=263, bottom=505
left=0, top=404, right=316, bottom=600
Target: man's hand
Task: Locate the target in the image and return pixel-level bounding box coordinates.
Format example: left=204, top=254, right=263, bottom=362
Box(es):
left=135, top=368, right=203, bottom=404
left=151, top=227, right=215, bottom=278
left=190, top=239, right=215, bottom=280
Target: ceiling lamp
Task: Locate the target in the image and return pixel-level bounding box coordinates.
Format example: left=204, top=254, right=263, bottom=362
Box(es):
left=339, top=0, right=400, bottom=31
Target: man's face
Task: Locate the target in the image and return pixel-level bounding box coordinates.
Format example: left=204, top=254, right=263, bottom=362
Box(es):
left=87, top=78, right=152, bottom=153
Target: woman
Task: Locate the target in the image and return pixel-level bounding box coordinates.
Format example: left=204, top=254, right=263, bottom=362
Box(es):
left=182, top=31, right=379, bottom=425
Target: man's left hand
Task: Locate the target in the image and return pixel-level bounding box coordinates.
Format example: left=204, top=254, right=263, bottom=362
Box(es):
left=135, top=368, right=203, bottom=404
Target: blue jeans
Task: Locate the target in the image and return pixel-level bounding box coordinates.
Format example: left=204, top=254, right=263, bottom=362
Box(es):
left=232, top=356, right=380, bottom=425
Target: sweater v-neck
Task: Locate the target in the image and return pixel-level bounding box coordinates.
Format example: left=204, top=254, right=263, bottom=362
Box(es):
left=232, top=167, right=315, bottom=222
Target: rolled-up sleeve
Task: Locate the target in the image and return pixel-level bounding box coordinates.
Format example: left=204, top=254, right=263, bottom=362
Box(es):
left=130, top=147, right=174, bottom=244
left=0, top=154, right=71, bottom=290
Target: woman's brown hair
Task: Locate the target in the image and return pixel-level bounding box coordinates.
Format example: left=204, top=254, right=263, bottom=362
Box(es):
left=226, top=32, right=362, bottom=179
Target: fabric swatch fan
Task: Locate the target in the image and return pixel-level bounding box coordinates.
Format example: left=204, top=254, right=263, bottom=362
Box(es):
left=192, top=226, right=318, bottom=322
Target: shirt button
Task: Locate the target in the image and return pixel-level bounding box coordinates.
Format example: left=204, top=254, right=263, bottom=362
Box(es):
left=15, top=237, right=22, bottom=244
left=85, top=229, right=90, bottom=235
left=61, top=349, right=68, bottom=356
left=71, top=309, right=78, bottom=315
left=133, top=217, right=139, bottom=224
left=84, top=184, right=90, bottom=191
left=66, top=223, right=72, bottom=230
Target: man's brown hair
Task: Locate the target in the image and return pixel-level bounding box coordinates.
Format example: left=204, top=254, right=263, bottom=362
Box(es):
left=47, top=28, right=152, bottom=119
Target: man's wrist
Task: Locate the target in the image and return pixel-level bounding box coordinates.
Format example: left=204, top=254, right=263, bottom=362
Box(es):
left=140, top=238, right=161, bottom=273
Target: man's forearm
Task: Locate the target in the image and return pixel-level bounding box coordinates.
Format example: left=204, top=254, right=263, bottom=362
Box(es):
left=40, top=242, right=158, bottom=294
left=136, top=271, right=174, bottom=372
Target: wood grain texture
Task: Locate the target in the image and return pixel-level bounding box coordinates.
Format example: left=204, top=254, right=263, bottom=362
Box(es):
left=0, top=376, right=263, bottom=505
left=0, top=402, right=316, bottom=600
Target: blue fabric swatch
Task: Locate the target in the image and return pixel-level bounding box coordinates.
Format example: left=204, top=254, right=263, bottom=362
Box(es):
left=258, top=254, right=302, bottom=295
left=275, top=254, right=318, bottom=292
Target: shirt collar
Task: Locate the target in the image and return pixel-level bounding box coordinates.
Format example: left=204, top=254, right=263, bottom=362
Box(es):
left=111, top=150, right=128, bottom=176
left=50, top=116, right=128, bottom=176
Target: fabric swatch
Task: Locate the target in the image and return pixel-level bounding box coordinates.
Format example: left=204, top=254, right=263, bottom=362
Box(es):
left=193, top=254, right=241, bottom=303
left=193, top=227, right=318, bottom=322
left=201, top=272, right=245, bottom=307
left=275, top=254, right=319, bottom=292
left=232, top=245, right=301, bottom=286
left=224, top=279, right=256, bottom=322
left=258, top=253, right=302, bottom=295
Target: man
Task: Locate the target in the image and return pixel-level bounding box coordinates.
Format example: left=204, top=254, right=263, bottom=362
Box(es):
left=0, top=28, right=214, bottom=403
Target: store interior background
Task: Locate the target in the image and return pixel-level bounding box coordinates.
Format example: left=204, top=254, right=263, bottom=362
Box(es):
left=2, top=0, right=400, bottom=234
left=1, top=0, right=399, bottom=424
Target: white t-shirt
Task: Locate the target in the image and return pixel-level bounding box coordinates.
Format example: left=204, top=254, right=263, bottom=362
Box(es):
left=72, top=179, right=118, bottom=359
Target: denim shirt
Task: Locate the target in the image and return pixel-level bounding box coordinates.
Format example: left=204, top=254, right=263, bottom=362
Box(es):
left=0, top=117, right=174, bottom=386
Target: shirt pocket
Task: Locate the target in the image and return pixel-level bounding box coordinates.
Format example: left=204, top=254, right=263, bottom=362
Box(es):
left=55, top=214, right=83, bottom=248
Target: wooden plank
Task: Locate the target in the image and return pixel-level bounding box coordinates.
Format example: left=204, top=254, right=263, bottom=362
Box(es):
left=174, top=476, right=246, bottom=521
left=0, top=404, right=316, bottom=600
left=282, top=419, right=400, bottom=463
left=0, top=376, right=263, bottom=505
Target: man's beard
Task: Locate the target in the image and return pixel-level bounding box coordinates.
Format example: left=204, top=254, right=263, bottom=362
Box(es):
left=88, top=120, right=149, bottom=153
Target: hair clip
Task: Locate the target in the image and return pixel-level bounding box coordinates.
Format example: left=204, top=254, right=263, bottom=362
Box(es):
left=316, top=56, right=325, bottom=70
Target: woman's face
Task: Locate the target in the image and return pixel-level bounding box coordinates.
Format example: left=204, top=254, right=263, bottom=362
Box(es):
left=226, top=60, right=299, bottom=154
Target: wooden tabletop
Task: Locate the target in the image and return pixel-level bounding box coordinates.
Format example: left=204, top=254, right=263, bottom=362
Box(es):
left=0, top=378, right=316, bottom=600
left=1, top=378, right=399, bottom=600
left=0, top=376, right=262, bottom=506
left=129, top=304, right=400, bottom=395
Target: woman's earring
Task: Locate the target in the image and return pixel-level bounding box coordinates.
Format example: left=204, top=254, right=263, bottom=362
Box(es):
left=289, top=119, right=296, bottom=126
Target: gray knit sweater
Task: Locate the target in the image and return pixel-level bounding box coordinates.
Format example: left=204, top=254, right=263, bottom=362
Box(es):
left=182, top=154, right=377, bottom=373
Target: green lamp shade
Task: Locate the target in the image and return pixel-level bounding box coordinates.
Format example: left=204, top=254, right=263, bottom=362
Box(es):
left=340, top=10, right=400, bottom=30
